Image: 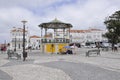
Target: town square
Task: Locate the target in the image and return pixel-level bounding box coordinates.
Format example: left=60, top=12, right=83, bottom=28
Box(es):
left=0, top=0, right=120, bottom=80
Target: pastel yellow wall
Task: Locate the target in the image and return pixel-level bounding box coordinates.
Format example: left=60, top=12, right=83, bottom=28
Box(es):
left=58, top=44, right=67, bottom=52
left=45, top=43, right=68, bottom=53
left=58, top=43, right=68, bottom=52
left=46, top=44, right=55, bottom=53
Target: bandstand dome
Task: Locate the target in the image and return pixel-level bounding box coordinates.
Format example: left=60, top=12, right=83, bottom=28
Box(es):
left=39, top=18, right=73, bottom=29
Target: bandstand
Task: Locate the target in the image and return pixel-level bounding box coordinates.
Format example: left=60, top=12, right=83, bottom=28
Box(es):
left=38, top=18, right=73, bottom=54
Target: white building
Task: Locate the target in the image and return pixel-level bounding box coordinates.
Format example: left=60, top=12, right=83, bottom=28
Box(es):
left=70, top=28, right=107, bottom=45
left=29, top=35, right=41, bottom=50
left=10, top=27, right=29, bottom=50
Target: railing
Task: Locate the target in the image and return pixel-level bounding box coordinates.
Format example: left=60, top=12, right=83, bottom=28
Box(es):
left=41, top=39, right=70, bottom=43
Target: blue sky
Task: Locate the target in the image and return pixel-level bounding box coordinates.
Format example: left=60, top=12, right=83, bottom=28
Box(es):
left=0, top=0, right=120, bottom=43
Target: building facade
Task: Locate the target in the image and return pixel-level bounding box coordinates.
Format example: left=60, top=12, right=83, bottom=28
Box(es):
left=29, top=35, right=41, bottom=50
left=10, top=27, right=29, bottom=50
left=70, top=28, right=107, bottom=45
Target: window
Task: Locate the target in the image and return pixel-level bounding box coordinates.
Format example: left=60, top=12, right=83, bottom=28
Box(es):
left=56, top=34, right=59, bottom=36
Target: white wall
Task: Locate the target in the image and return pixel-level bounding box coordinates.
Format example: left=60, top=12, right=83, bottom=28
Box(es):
left=70, top=29, right=107, bottom=44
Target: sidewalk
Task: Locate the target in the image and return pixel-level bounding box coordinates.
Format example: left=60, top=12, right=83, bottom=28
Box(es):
left=0, top=51, right=72, bottom=80
left=0, top=49, right=120, bottom=80
left=34, top=48, right=120, bottom=72
left=61, top=48, right=120, bottom=72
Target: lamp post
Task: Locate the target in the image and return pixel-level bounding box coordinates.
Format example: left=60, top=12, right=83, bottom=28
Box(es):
left=21, top=20, right=27, bottom=61
left=14, top=35, right=16, bottom=52
left=13, top=27, right=16, bottom=52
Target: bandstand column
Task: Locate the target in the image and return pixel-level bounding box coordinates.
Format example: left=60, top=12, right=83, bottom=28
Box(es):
left=45, top=28, right=47, bottom=37
left=62, top=28, right=64, bottom=42
left=41, top=27, right=43, bottom=53
left=41, top=27, right=43, bottom=38
left=68, top=28, right=70, bottom=43
left=54, top=29, right=55, bottom=39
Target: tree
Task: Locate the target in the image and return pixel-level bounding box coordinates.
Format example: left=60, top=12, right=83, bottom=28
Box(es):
left=104, top=10, right=120, bottom=47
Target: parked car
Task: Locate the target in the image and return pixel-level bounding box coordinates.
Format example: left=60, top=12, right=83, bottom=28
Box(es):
left=101, top=42, right=110, bottom=48
left=90, top=44, right=96, bottom=48
left=84, top=45, right=91, bottom=48
left=117, top=43, right=120, bottom=47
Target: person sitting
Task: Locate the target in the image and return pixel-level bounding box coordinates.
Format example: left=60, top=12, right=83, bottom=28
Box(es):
left=66, top=49, right=73, bottom=54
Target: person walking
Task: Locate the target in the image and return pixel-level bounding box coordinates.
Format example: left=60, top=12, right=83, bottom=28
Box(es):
left=6, top=43, right=12, bottom=59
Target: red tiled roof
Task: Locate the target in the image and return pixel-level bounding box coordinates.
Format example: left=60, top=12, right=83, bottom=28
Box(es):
left=30, top=35, right=41, bottom=38
left=70, top=28, right=103, bottom=33
left=11, top=28, right=27, bottom=32
left=89, top=28, right=102, bottom=31
left=70, top=30, right=91, bottom=33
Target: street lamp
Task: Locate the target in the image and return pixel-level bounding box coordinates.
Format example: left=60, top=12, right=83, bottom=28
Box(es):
left=21, top=20, right=27, bottom=61
left=14, top=35, right=16, bottom=52
left=13, top=27, right=16, bottom=52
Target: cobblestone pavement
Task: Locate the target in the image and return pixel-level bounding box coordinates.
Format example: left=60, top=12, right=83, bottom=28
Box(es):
left=0, top=48, right=120, bottom=80
left=40, top=61, right=120, bottom=80
left=0, top=69, right=12, bottom=80
left=0, top=53, right=12, bottom=80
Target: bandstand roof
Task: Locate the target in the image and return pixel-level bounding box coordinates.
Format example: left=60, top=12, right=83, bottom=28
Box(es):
left=38, top=18, right=73, bottom=29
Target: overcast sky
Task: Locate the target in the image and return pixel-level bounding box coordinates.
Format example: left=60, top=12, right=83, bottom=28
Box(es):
left=0, top=0, right=120, bottom=43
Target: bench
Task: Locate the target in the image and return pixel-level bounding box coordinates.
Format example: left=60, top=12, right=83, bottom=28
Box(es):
left=7, top=50, right=21, bottom=59
left=102, top=47, right=109, bottom=51
left=86, top=49, right=100, bottom=57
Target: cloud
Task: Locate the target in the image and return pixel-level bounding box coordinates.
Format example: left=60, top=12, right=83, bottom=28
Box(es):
left=39, top=0, right=120, bottom=29
left=0, top=0, right=120, bottom=43
left=0, top=7, right=41, bottom=43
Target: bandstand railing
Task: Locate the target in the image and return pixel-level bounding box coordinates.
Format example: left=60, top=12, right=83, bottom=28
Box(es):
left=41, top=38, right=70, bottom=43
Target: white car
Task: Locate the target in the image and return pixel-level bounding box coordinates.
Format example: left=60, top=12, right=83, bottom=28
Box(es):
left=84, top=45, right=91, bottom=48
left=90, top=44, right=96, bottom=48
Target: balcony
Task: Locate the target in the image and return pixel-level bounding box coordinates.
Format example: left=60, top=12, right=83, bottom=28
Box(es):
left=11, top=40, right=27, bottom=42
